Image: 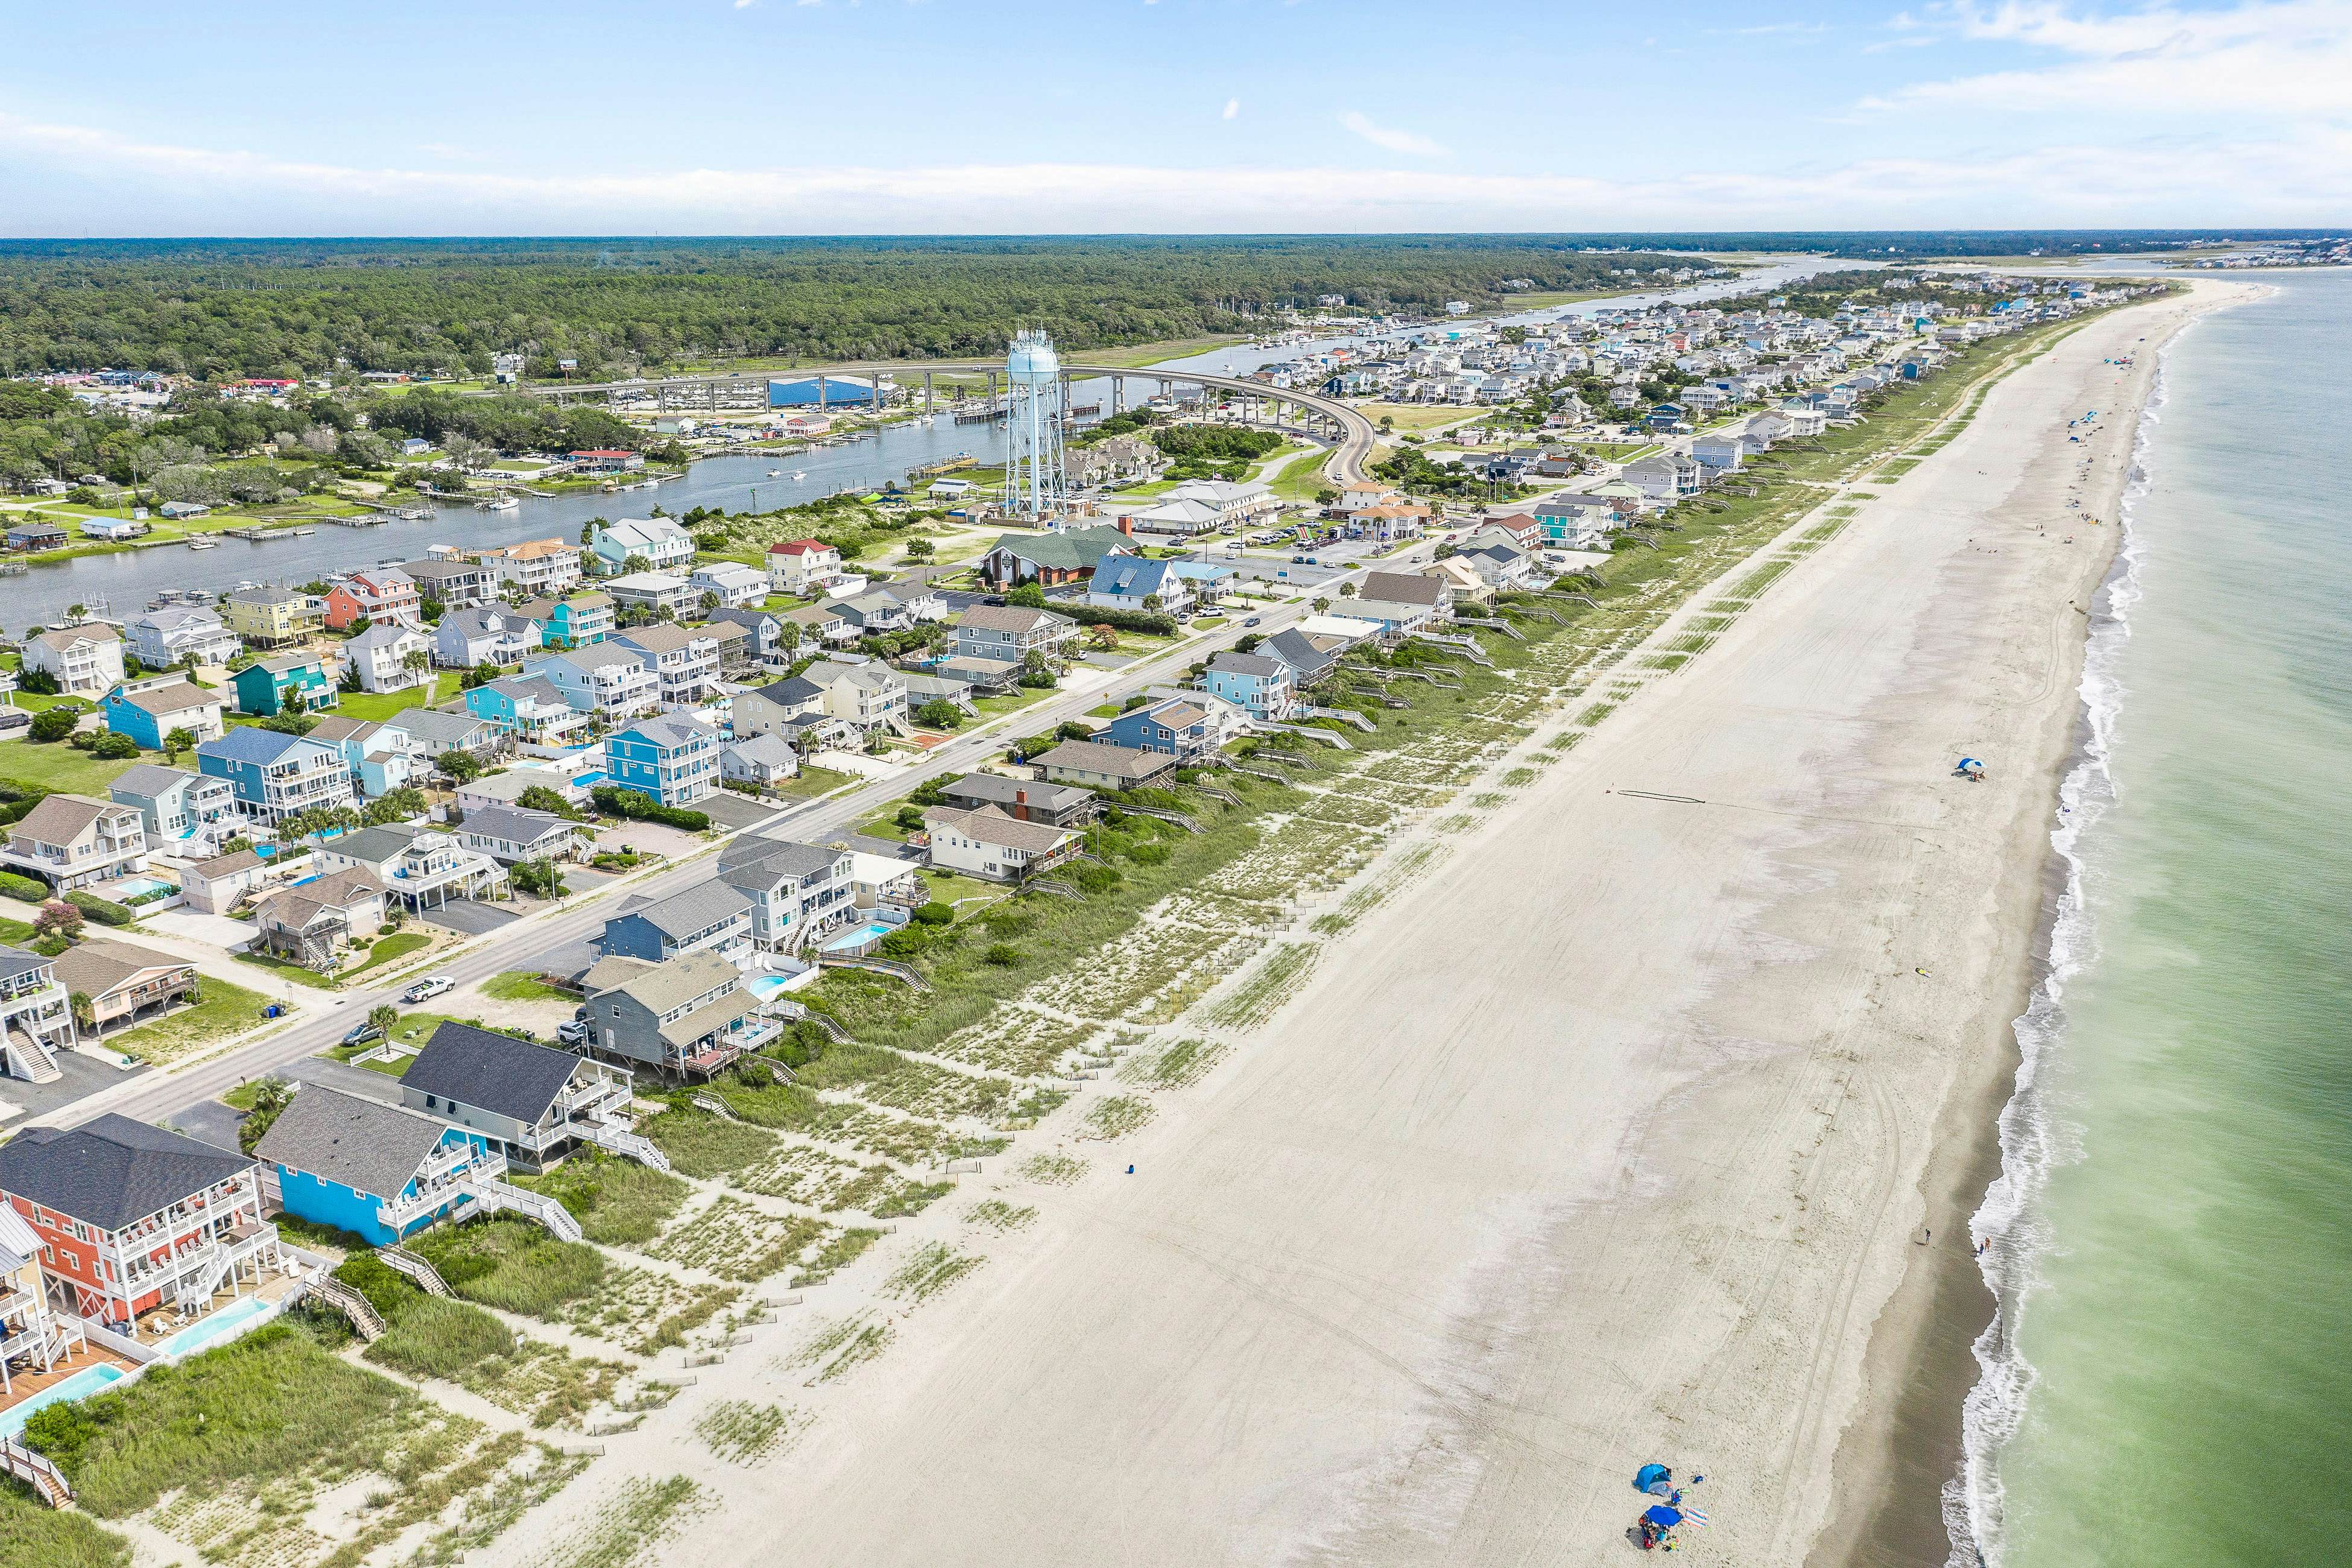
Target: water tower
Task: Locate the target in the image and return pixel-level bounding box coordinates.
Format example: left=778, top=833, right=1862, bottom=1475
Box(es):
left=1002, top=327, right=1069, bottom=524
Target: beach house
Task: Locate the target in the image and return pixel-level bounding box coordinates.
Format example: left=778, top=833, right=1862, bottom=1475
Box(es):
left=1, top=794, right=150, bottom=893
left=578, top=950, right=777, bottom=1080
left=953, top=605, right=1080, bottom=668
left=222, top=584, right=325, bottom=648
left=178, top=848, right=271, bottom=917
left=604, top=715, right=721, bottom=806
left=609, top=625, right=722, bottom=706
left=48, top=938, right=197, bottom=1036
left=719, top=733, right=801, bottom=792
left=230, top=653, right=338, bottom=718
left=977, top=524, right=1136, bottom=588
left=399, top=1022, right=639, bottom=1174
left=922, top=805, right=1084, bottom=884
left=125, top=605, right=240, bottom=669
left=343, top=621, right=434, bottom=694
left=1099, top=697, right=1227, bottom=762
left=513, top=590, right=614, bottom=648
left=765, top=539, right=851, bottom=595
left=588, top=517, right=694, bottom=575
left=455, top=805, right=587, bottom=867
left=478, top=539, right=583, bottom=596
left=21, top=623, right=125, bottom=697
left=602, top=571, right=701, bottom=621
left=1202, top=650, right=1299, bottom=721
left=250, top=870, right=386, bottom=970
left=530, top=648, right=662, bottom=721
left=1087, top=556, right=1195, bottom=616
left=1032, top=739, right=1177, bottom=791
left=435, top=607, right=543, bottom=669
left=0, top=1114, right=285, bottom=1332
left=306, top=716, right=418, bottom=801
left=795, top=658, right=909, bottom=736
left=258, top=1085, right=510, bottom=1248
left=109, top=764, right=236, bottom=854
left=715, top=834, right=856, bottom=952
left=689, top=561, right=768, bottom=610
left=322, top=568, right=422, bottom=631
left=196, top=728, right=353, bottom=825
left=101, top=676, right=225, bottom=751
left=313, top=824, right=505, bottom=911
left=464, top=672, right=592, bottom=747
left=0, top=944, right=75, bottom=1083
left=598, top=881, right=755, bottom=967
left=403, top=557, right=496, bottom=610
left=940, top=773, right=1096, bottom=826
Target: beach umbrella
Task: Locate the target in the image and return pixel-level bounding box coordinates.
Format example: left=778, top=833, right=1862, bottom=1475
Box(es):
left=1643, top=1505, right=1684, bottom=1529
left=1634, top=1464, right=1672, bottom=1493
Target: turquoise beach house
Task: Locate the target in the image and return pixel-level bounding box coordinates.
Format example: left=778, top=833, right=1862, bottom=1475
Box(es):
left=254, top=1084, right=505, bottom=1247
left=230, top=653, right=338, bottom=717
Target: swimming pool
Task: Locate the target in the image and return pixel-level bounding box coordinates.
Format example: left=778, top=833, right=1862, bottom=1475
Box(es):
left=0, top=1362, right=125, bottom=1440
left=104, top=876, right=172, bottom=899
left=745, top=973, right=792, bottom=1002
left=153, top=1295, right=275, bottom=1361
left=821, top=921, right=899, bottom=956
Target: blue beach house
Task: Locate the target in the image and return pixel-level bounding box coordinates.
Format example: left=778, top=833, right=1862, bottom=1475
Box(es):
left=253, top=1084, right=505, bottom=1247
left=101, top=677, right=226, bottom=751
left=604, top=715, right=720, bottom=807
left=195, top=727, right=353, bottom=825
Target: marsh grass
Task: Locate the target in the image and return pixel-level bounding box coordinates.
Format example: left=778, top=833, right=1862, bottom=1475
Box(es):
left=516, top=1152, right=690, bottom=1247
left=408, top=1218, right=605, bottom=1320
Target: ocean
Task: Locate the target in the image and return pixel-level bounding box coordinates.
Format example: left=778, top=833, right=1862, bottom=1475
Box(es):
left=1954, top=270, right=2352, bottom=1566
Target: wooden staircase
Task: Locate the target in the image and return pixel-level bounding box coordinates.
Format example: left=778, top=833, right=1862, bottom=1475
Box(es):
left=0, top=1437, right=73, bottom=1507
left=302, top=1273, right=387, bottom=1343
left=376, top=1247, right=452, bottom=1298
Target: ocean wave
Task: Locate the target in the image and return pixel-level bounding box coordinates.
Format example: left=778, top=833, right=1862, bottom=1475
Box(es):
left=1943, top=344, right=2180, bottom=1568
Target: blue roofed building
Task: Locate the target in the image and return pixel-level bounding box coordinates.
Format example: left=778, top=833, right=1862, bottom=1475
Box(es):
left=767, top=376, right=877, bottom=408
left=195, top=727, right=352, bottom=825
left=1086, top=555, right=1195, bottom=616
left=1202, top=650, right=1298, bottom=721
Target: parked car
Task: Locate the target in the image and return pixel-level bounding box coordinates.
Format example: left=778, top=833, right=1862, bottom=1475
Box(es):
left=340, top=1022, right=382, bottom=1047
left=401, top=975, right=455, bottom=1005
left=556, top=1017, right=589, bottom=1045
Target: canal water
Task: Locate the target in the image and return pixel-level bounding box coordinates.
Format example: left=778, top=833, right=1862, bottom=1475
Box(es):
left=0, top=256, right=1845, bottom=630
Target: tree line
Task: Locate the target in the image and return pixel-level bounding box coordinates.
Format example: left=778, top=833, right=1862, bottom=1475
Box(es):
left=0, top=237, right=1680, bottom=381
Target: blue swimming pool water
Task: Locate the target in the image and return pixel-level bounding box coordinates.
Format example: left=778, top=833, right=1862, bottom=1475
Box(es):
left=106, top=876, right=171, bottom=898
left=745, top=973, right=792, bottom=1001
left=821, top=921, right=897, bottom=954
left=0, top=1362, right=125, bottom=1439
left=154, top=1295, right=274, bottom=1360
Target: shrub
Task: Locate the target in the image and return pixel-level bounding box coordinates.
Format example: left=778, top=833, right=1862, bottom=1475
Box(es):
left=912, top=901, right=953, bottom=926
left=66, top=890, right=134, bottom=926
left=89, top=731, right=139, bottom=759
left=27, top=708, right=77, bottom=743
left=736, top=1059, right=774, bottom=1089
left=983, top=943, right=1021, bottom=967
left=590, top=785, right=710, bottom=832
left=1068, top=604, right=1180, bottom=637
left=0, top=871, right=47, bottom=902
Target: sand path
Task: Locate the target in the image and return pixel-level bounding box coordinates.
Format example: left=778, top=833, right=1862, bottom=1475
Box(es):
left=633, top=285, right=2239, bottom=1567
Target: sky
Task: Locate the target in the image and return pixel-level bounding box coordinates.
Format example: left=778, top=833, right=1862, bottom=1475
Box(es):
left=1, top=0, right=2347, bottom=235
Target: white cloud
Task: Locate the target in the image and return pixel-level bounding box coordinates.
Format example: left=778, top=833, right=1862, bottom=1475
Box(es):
left=1862, top=0, right=2352, bottom=119
left=1338, top=111, right=1444, bottom=157
left=4, top=112, right=2349, bottom=233
left=1222, top=98, right=1240, bottom=120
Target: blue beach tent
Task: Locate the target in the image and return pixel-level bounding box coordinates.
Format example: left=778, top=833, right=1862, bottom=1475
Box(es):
left=1634, top=1464, right=1672, bottom=1494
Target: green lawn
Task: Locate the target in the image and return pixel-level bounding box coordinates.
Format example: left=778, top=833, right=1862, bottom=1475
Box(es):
left=234, top=950, right=342, bottom=990
left=0, top=742, right=144, bottom=795
left=342, top=931, right=433, bottom=980
left=482, top=970, right=567, bottom=1002
left=973, top=686, right=1054, bottom=719
left=108, top=979, right=280, bottom=1066
left=773, top=764, right=858, bottom=800
left=333, top=672, right=462, bottom=722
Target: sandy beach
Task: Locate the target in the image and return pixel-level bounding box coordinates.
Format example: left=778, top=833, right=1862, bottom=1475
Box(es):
left=616, top=282, right=2242, bottom=1568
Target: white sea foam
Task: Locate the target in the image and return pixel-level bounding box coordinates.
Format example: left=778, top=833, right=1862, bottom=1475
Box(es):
left=1943, top=344, right=2180, bottom=1568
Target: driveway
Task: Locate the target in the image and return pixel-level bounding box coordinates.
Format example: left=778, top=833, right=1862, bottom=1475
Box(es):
left=0, top=1048, right=148, bottom=1130
left=417, top=899, right=522, bottom=936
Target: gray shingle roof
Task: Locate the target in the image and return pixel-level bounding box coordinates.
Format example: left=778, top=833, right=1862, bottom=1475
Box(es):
left=717, top=833, right=842, bottom=888
left=1034, top=739, right=1173, bottom=782
left=402, top=1022, right=583, bottom=1124
left=390, top=708, right=492, bottom=746
left=0, top=1113, right=251, bottom=1231
left=608, top=879, right=751, bottom=942
left=254, top=1084, right=452, bottom=1203
left=108, top=762, right=202, bottom=801
left=1207, top=651, right=1286, bottom=679
left=945, top=773, right=1092, bottom=814
left=461, top=805, right=575, bottom=847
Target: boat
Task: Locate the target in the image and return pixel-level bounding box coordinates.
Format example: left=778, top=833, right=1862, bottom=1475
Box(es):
left=767, top=469, right=781, bottom=478
left=792, top=470, right=806, bottom=481
left=187, top=539, right=220, bottom=550
left=290, top=526, right=315, bottom=536
left=480, top=496, right=519, bottom=512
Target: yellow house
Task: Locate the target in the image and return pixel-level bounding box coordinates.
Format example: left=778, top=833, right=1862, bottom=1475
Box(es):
left=222, top=585, right=325, bottom=647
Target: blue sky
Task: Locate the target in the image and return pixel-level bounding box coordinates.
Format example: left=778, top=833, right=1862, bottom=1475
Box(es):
left=2, top=0, right=2346, bottom=233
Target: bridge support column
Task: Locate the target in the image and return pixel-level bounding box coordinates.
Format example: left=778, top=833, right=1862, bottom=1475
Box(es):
left=1111, top=376, right=1124, bottom=416
left=817, top=375, right=828, bottom=411
left=925, top=371, right=934, bottom=412
left=988, top=370, right=999, bottom=403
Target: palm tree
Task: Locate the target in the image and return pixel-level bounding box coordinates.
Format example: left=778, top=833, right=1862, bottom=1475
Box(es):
left=367, top=1004, right=399, bottom=1037
left=68, top=990, right=96, bottom=1040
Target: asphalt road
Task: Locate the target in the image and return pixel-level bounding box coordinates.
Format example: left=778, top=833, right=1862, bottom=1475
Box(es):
left=67, top=558, right=1417, bottom=1134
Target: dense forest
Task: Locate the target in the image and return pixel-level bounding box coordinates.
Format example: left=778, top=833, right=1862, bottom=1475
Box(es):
left=0, top=237, right=1686, bottom=381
